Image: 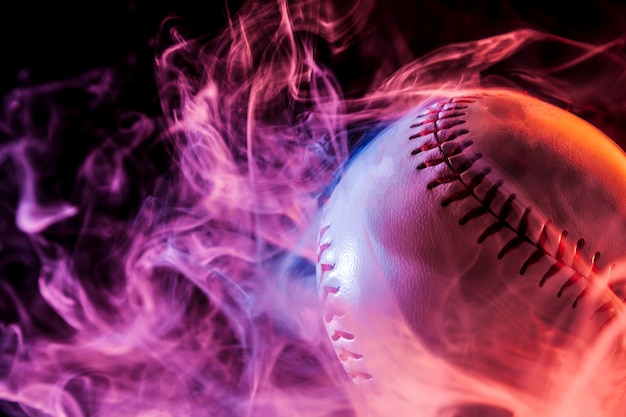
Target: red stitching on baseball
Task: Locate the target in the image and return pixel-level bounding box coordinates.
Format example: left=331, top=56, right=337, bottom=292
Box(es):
left=443, top=104, right=470, bottom=111
left=331, top=330, right=355, bottom=341
left=591, top=252, right=601, bottom=273
left=478, top=221, right=505, bottom=243
left=324, top=307, right=345, bottom=323
left=416, top=156, right=449, bottom=170
left=574, top=238, right=585, bottom=254
left=409, top=128, right=437, bottom=139
left=321, top=285, right=339, bottom=303
left=454, top=151, right=483, bottom=174
left=438, top=119, right=466, bottom=129
left=317, top=224, right=333, bottom=286
left=408, top=96, right=605, bottom=311
left=348, top=371, right=374, bottom=381
left=410, top=119, right=436, bottom=128
left=556, top=229, right=568, bottom=260
left=410, top=112, right=467, bottom=129
left=318, top=224, right=330, bottom=243
left=458, top=206, right=489, bottom=225
left=438, top=128, right=470, bottom=142
left=438, top=111, right=467, bottom=119
left=317, top=222, right=371, bottom=378
left=427, top=174, right=458, bottom=189
left=520, top=249, right=544, bottom=275
left=559, top=273, right=583, bottom=297
left=521, top=220, right=551, bottom=275
left=318, top=263, right=335, bottom=290
left=411, top=142, right=440, bottom=154
left=317, top=243, right=331, bottom=263
left=496, top=207, right=531, bottom=259
left=572, top=288, right=587, bottom=308
left=416, top=101, right=471, bottom=117
left=482, top=178, right=504, bottom=207
left=540, top=262, right=564, bottom=287
left=338, top=346, right=364, bottom=361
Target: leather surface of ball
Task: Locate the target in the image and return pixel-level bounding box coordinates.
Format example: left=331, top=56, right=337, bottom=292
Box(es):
left=316, top=89, right=626, bottom=395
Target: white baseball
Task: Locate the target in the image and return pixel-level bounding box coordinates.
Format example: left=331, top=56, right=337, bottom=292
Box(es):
left=316, top=89, right=626, bottom=408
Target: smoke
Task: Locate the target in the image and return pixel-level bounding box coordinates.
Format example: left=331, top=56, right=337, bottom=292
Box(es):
left=1, top=0, right=626, bottom=416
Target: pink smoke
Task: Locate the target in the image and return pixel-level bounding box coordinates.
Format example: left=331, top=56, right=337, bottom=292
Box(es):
left=1, top=1, right=626, bottom=416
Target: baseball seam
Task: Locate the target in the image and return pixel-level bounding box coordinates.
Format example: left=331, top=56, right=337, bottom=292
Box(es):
left=409, top=95, right=609, bottom=316
left=317, top=223, right=374, bottom=381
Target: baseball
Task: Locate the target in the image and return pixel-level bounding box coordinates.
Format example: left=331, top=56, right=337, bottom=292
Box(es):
left=316, top=89, right=626, bottom=410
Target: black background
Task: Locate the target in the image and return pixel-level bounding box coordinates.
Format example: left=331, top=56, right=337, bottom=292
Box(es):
left=0, top=1, right=625, bottom=416
left=2, top=1, right=626, bottom=99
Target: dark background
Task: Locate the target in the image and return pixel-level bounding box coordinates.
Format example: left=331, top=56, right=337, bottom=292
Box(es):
left=2, top=0, right=626, bottom=100
left=0, top=1, right=625, bottom=416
